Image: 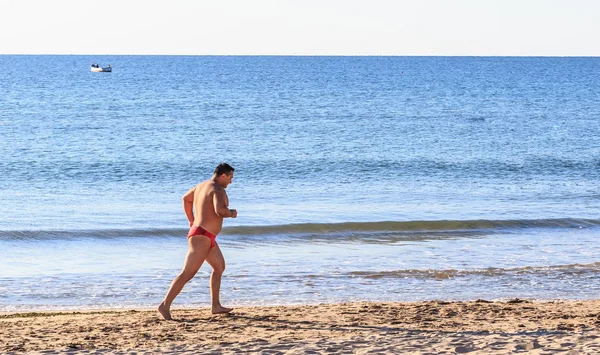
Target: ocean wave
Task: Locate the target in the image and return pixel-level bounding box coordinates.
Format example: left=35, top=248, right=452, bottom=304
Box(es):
left=223, top=218, right=600, bottom=235
left=348, top=262, right=600, bottom=280
left=0, top=218, right=598, bottom=240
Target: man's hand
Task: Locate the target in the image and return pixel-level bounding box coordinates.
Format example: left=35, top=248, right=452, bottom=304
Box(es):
left=229, top=209, right=238, bottom=218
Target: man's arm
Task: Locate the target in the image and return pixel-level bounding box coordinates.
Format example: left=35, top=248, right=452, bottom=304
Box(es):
left=213, top=189, right=237, bottom=218
left=182, top=187, right=195, bottom=226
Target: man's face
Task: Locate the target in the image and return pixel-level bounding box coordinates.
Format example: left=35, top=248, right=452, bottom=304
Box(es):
left=222, top=172, right=234, bottom=188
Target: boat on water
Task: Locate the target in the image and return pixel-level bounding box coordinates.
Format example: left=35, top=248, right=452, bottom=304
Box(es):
left=91, top=63, right=112, bottom=72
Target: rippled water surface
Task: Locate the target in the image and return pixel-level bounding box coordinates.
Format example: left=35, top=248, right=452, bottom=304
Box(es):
left=1, top=56, right=599, bottom=310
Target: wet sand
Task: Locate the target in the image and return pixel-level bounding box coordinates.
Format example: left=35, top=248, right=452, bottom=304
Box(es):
left=2, top=300, right=600, bottom=354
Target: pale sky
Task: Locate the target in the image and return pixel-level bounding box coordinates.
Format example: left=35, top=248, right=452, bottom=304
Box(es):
left=0, top=0, right=598, bottom=56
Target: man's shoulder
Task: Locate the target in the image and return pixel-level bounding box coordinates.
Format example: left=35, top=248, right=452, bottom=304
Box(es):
left=198, top=180, right=222, bottom=192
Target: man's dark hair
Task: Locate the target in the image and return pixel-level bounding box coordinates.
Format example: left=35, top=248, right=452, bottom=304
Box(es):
left=214, top=162, right=235, bottom=176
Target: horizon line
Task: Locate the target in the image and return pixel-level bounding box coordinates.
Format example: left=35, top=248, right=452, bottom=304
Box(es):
left=1, top=53, right=599, bottom=58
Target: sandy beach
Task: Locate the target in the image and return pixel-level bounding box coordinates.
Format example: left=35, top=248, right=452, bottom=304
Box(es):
left=1, top=300, right=599, bottom=354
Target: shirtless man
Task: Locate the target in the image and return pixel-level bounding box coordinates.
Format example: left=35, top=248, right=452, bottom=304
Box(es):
left=158, top=163, right=237, bottom=320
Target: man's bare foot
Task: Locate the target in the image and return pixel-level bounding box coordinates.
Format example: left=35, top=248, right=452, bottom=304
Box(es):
left=158, top=302, right=173, bottom=320
left=211, top=305, right=233, bottom=315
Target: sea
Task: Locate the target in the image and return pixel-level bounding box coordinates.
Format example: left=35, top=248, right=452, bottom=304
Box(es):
left=0, top=55, right=599, bottom=312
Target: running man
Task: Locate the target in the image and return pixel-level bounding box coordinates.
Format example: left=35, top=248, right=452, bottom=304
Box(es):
left=158, top=163, right=237, bottom=320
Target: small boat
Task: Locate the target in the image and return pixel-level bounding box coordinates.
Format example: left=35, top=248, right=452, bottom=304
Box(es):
left=91, top=63, right=112, bottom=72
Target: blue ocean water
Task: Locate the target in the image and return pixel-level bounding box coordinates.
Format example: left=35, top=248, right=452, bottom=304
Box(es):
left=0, top=56, right=599, bottom=311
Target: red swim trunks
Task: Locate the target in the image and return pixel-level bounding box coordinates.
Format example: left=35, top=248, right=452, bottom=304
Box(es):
left=187, top=225, right=217, bottom=248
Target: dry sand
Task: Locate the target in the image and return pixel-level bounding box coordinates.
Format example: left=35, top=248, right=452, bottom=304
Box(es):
left=2, top=300, right=600, bottom=354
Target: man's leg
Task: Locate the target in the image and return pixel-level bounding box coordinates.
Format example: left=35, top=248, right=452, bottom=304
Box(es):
left=158, top=235, right=212, bottom=320
left=205, top=242, right=233, bottom=314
